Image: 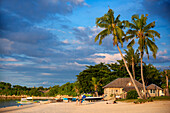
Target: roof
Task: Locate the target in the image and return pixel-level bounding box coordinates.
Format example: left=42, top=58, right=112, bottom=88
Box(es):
left=146, top=84, right=162, bottom=90
left=103, top=78, right=143, bottom=89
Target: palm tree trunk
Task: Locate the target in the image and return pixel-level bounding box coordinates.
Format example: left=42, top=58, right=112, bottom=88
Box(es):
left=165, top=70, right=169, bottom=96
left=117, top=44, right=142, bottom=99
left=140, top=53, right=147, bottom=99
left=132, top=57, right=135, bottom=79
left=95, top=85, right=98, bottom=97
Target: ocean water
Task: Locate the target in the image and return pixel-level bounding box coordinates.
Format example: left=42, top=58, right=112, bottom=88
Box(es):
left=0, top=99, right=20, bottom=108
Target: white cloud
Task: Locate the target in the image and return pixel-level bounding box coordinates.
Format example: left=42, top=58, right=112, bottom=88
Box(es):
left=66, top=62, right=87, bottom=67
left=5, top=63, right=23, bottom=66
left=0, top=58, right=17, bottom=61
left=160, top=42, right=166, bottom=45
left=157, top=49, right=167, bottom=56
left=72, top=40, right=83, bottom=44
left=63, top=39, right=69, bottom=44
left=77, top=26, right=86, bottom=31
left=57, top=30, right=66, bottom=33
left=86, top=53, right=124, bottom=64
left=0, top=38, right=13, bottom=52
left=42, top=81, right=48, bottom=85
left=41, top=73, right=52, bottom=76
left=39, top=66, right=56, bottom=70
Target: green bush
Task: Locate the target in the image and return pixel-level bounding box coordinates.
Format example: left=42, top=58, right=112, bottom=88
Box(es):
left=126, top=90, right=138, bottom=99
left=147, top=97, right=153, bottom=102
left=110, top=94, right=113, bottom=97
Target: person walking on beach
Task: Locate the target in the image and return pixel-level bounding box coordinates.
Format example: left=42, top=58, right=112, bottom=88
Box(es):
left=76, top=96, right=79, bottom=105
left=79, top=95, right=82, bottom=105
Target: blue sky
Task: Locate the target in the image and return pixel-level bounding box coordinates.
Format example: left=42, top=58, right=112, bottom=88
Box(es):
left=0, top=0, right=169, bottom=87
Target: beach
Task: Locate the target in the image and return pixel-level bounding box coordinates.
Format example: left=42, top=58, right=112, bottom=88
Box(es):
left=0, top=101, right=170, bottom=113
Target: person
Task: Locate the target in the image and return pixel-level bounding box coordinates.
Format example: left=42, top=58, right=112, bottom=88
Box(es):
left=79, top=95, right=82, bottom=105
left=76, top=96, right=79, bottom=105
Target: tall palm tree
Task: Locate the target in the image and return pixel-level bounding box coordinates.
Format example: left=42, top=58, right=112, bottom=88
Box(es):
left=91, top=77, right=102, bottom=97
left=124, top=48, right=140, bottom=79
left=95, top=9, right=142, bottom=99
left=125, top=14, right=160, bottom=98
left=162, top=70, right=170, bottom=96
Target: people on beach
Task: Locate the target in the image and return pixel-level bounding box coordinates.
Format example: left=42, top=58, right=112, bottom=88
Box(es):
left=79, top=95, right=82, bottom=105
left=76, top=96, right=79, bottom=105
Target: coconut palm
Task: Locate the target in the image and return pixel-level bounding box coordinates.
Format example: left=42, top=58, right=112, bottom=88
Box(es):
left=91, top=77, right=102, bottom=97
left=125, top=14, right=160, bottom=98
left=162, top=70, right=170, bottom=96
left=124, top=48, right=140, bottom=79
left=95, top=9, right=142, bottom=98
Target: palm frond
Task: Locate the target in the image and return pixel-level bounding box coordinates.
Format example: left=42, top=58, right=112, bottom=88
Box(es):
left=125, top=34, right=135, bottom=42
left=145, top=33, right=155, bottom=41
left=95, top=29, right=108, bottom=44
left=146, top=38, right=158, bottom=59
left=146, top=30, right=160, bottom=38
left=115, top=14, right=120, bottom=23
left=143, top=21, right=155, bottom=31
left=132, top=14, right=139, bottom=20
left=127, top=39, right=135, bottom=48
left=126, top=30, right=137, bottom=35
left=144, top=42, right=149, bottom=60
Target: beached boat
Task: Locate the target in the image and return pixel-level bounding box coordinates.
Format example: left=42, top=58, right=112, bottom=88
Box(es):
left=39, top=100, right=51, bottom=104
left=85, top=97, right=103, bottom=101
left=16, top=101, right=34, bottom=104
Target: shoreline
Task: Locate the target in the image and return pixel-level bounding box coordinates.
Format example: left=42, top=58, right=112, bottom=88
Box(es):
left=0, top=100, right=170, bottom=113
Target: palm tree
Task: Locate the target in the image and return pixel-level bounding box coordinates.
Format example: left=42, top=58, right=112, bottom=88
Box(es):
left=124, top=48, right=140, bottom=79
left=125, top=14, right=160, bottom=98
left=162, top=70, right=170, bottom=96
left=95, top=9, right=142, bottom=99
left=91, top=77, right=101, bottom=97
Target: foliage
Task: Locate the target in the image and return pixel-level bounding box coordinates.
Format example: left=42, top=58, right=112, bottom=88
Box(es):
left=76, top=63, right=115, bottom=95
left=0, top=63, right=167, bottom=97
left=151, top=96, right=170, bottom=101
left=110, top=94, right=113, bottom=97
left=126, top=90, right=138, bottom=99
left=125, top=14, right=160, bottom=59
left=124, top=48, right=140, bottom=66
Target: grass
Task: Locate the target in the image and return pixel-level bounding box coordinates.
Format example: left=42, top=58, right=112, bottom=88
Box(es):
left=152, top=96, right=170, bottom=101
left=116, top=99, right=138, bottom=102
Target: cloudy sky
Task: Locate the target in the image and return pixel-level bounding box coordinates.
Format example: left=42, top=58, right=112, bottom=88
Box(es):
left=0, top=0, right=169, bottom=87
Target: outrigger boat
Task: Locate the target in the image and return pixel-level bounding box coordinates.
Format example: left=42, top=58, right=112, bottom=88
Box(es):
left=16, top=97, right=39, bottom=104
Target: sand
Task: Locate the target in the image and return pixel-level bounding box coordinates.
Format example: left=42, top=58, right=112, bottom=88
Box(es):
left=0, top=101, right=170, bottom=113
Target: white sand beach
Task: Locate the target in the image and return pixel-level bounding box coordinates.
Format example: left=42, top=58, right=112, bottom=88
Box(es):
left=0, top=101, right=170, bottom=113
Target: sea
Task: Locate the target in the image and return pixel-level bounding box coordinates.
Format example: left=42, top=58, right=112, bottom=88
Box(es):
left=0, top=99, right=20, bottom=108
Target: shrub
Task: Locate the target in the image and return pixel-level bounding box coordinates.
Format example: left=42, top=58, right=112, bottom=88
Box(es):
left=126, top=90, right=138, bottom=99
left=110, top=94, right=113, bottom=97
left=147, top=97, right=153, bottom=102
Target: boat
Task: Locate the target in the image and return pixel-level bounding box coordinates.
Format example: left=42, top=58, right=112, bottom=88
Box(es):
left=16, top=101, right=34, bottom=104
left=39, top=100, right=51, bottom=104
left=85, top=97, right=103, bottom=101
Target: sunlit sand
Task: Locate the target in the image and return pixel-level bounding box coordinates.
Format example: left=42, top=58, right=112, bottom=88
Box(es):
left=0, top=101, right=170, bottom=113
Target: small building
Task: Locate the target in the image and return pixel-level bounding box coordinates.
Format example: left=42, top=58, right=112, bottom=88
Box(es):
left=146, top=84, right=164, bottom=97
left=103, top=78, right=143, bottom=99
left=103, top=78, right=164, bottom=99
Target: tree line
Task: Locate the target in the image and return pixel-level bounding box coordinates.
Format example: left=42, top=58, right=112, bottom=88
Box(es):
left=0, top=8, right=169, bottom=97
left=0, top=62, right=169, bottom=97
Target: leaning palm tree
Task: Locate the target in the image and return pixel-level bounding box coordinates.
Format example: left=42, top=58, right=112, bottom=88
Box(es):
left=125, top=14, right=160, bottom=98
left=95, top=9, right=142, bottom=98
left=162, top=70, right=170, bottom=96
left=124, top=48, right=140, bottom=79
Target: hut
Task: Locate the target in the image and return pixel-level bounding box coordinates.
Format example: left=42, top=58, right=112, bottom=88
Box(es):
left=146, top=84, right=164, bottom=97
left=103, top=78, right=143, bottom=99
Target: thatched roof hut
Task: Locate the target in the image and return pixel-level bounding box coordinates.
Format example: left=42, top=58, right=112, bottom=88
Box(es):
left=146, top=84, right=162, bottom=90
left=103, top=78, right=143, bottom=88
